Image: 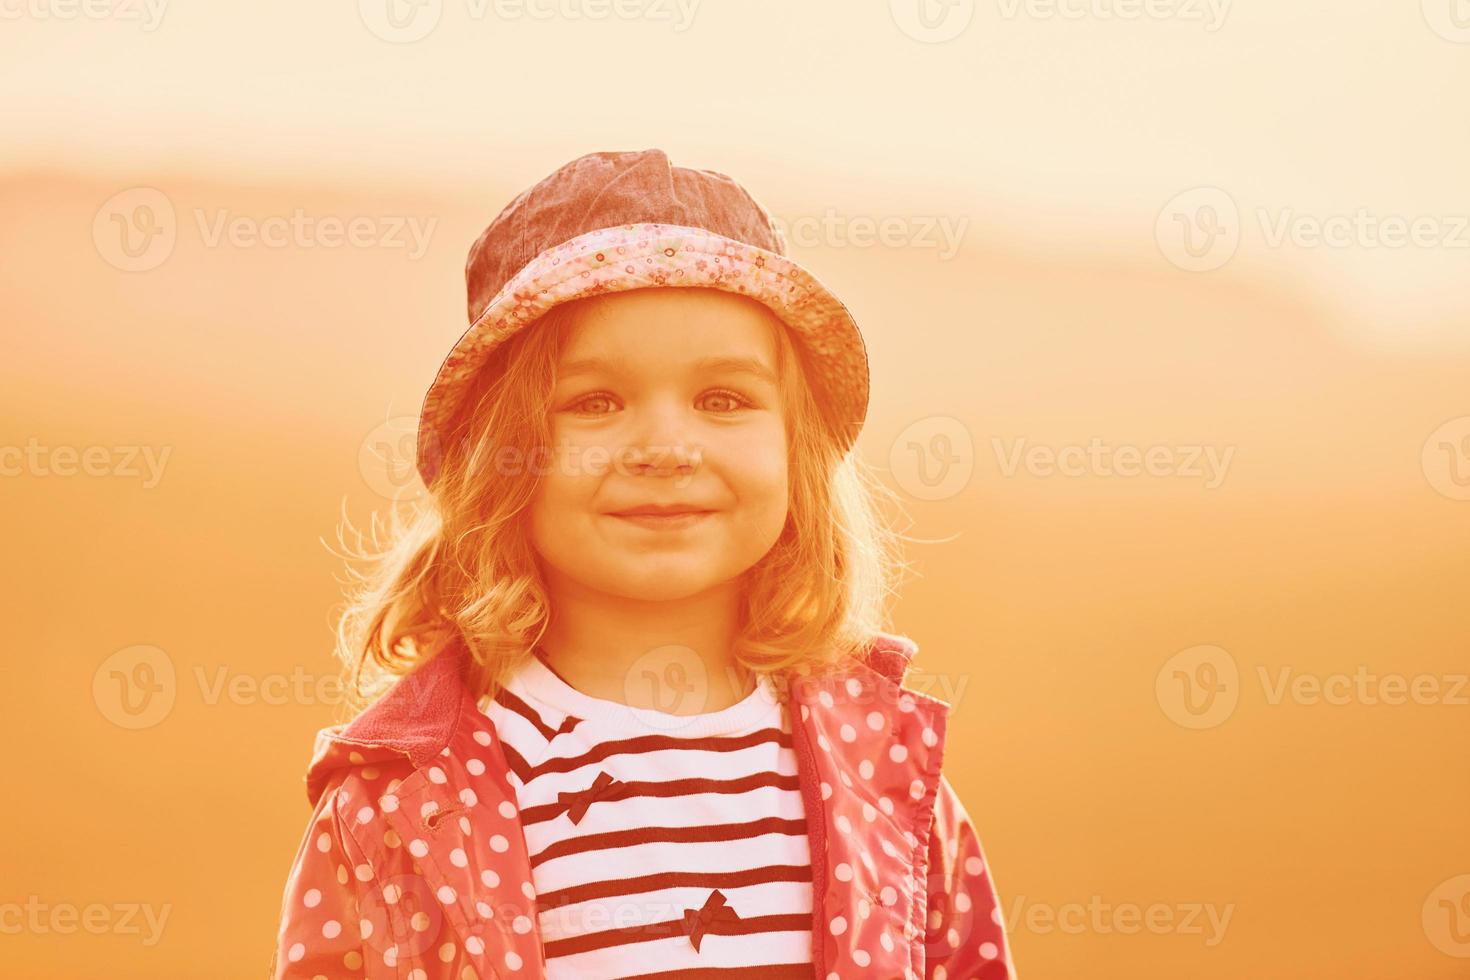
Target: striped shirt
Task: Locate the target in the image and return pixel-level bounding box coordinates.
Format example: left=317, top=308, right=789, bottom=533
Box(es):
left=479, top=651, right=816, bottom=980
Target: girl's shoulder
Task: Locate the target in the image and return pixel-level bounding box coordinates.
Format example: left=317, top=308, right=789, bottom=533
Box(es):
left=856, top=629, right=920, bottom=682
left=302, top=646, right=480, bottom=808
left=804, top=629, right=923, bottom=697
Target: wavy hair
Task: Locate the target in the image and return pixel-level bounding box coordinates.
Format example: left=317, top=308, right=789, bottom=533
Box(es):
left=329, top=287, right=912, bottom=716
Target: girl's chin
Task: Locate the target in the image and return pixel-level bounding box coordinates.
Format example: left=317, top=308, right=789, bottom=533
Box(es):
left=586, top=564, right=737, bottom=602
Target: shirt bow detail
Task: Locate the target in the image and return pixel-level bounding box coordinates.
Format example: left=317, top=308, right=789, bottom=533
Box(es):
left=556, top=770, right=620, bottom=824
left=682, top=889, right=740, bottom=952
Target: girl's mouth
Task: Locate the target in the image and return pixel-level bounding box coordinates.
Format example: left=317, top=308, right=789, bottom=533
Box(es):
left=608, top=510, right=714, bottom=530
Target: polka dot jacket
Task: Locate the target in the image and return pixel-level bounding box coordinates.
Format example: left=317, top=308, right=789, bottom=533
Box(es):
left=270, top=633, right=1016, bottom=979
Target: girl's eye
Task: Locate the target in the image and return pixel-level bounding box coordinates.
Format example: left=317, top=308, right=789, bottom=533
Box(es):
left=699, top=389, right=754, bottom=413
left=568, top=393, right=618, bottom=415
left=564, top=389, right=754, bottom=416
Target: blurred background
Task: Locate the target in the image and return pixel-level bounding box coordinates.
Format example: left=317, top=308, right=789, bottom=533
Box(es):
left=3, top=1, right=1469, bottom=977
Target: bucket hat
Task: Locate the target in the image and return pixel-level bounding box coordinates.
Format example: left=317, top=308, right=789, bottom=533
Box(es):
left=415, top=149, right=871, bottom=488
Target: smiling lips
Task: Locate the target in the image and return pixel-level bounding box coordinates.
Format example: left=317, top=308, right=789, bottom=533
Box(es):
left=607, top=506, right=715, bottom=530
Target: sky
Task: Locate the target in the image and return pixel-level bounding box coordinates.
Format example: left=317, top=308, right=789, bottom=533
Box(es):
left=4, top=0, right=1469, bottom=332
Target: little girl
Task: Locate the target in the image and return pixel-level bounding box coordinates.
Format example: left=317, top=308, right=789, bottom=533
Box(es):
left=272, top=149, right=1015, bottom=980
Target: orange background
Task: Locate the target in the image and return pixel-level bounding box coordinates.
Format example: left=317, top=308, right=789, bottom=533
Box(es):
left=4, top=2, right=1470, bottom=977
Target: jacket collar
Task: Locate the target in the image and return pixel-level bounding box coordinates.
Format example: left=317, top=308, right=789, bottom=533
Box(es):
left=305, top=639, right=476, bottom=807
left=307, top=632, right=924, bottom=805
left=305, top=633, right=949, bottom=979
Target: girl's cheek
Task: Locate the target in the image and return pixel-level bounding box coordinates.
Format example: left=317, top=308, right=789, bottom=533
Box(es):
left=543, top=434, right=606, bottom=480
left=726, top=421, right=789, bottom=468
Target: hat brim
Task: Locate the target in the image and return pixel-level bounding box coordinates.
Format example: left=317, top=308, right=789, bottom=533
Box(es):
left=416, top=222, right=870, bottom=487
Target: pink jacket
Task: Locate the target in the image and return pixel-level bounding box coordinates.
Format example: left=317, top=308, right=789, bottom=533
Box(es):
left=271, top=634, right=1016, bottom=979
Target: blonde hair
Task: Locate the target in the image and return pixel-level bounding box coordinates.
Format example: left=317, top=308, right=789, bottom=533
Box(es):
left=330, top=287, right=911, bottom=716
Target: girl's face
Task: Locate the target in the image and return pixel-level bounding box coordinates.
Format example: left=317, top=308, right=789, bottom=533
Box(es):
left=528, top=287, right=790, bottom=603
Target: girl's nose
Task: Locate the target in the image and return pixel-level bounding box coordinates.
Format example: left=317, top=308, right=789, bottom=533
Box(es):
left=619, top=400, right=704, bottom=477
left=621, top=443, right=703, bottom=478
